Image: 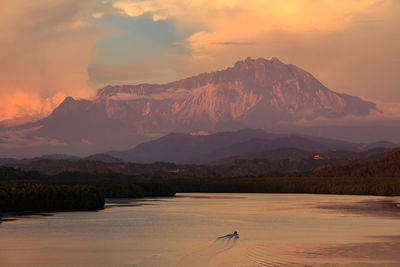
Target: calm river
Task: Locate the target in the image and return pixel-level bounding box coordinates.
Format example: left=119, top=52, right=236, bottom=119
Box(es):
left=1, top=193, right=400, bottom=267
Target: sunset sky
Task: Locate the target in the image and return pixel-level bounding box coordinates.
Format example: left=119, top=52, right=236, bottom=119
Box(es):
left=1, top=0, right=399, bottom=122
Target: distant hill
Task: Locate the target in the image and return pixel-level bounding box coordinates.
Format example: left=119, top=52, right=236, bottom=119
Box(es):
left=39, top=154, right=80, bottom=161
left=83, top=154, right=123, bottom=163
left=1, top=159, right=177, bottom=176
left=1, top=148, right=395, bottom=178
left=108, top=129, right=396, bottom=164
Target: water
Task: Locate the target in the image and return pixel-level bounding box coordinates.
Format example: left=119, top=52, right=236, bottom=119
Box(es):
left=1, top=193, right=400, bottom=267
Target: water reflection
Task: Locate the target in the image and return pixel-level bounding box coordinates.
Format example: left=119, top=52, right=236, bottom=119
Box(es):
left=0, top=193, right=400, bottom=267
left=177, top=234, right=239, bottom=267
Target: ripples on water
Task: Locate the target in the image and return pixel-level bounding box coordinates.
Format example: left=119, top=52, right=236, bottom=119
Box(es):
left=1, top=193, right=400, bottom=267
left=177, top=234, right=238, bottom=267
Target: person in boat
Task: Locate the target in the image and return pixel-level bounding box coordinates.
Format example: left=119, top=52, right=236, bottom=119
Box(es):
left=217, top=231, right=239, bottom=239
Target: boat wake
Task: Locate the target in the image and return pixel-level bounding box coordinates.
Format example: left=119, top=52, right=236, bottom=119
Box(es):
left=245, top=243, right=299, bottom=267
left=177, top=234, right=300, bottom=267
left=176, top=234, right=238, bottom=267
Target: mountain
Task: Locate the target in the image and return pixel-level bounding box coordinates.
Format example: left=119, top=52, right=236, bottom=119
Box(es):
left=108, top=129, right=397, bottom=164
left=1, top=146, right=395, bottom=178
left=39, top=154, right=80, bottom=161
left=96, top=57, right=375, bottom=128
left=0, top=57, right=377, bottom=157
left=83, top=153, right=123, bottom=163
left=108, top=129, right=283, bottom=163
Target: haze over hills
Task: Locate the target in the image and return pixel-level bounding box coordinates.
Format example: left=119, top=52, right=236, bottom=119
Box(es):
left=0, top=137, right=397, bottom=177
left=2, top=128, right=397, bottom=172
left=108, top=128, right=398, bottom=164
left=0, top=57, right=387, bottom=158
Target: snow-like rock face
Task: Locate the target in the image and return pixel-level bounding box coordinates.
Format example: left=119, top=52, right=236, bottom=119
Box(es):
left=95, top=57, right=375, bottom=134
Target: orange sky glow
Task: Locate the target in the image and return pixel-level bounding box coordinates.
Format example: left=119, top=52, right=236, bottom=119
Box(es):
left=0, top=0, right=399, bottom=122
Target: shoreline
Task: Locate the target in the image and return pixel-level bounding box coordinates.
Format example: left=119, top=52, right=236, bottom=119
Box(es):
left=2, top=193, right=400, bottom=224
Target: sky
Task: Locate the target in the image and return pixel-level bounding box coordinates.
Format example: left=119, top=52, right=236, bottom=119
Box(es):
left=0, top=0, right=399, bottom=122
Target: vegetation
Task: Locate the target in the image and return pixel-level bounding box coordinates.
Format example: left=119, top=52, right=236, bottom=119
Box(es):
left=3, top=149, right=396, bottom=178
left=0, top=170, right=176, bottom=213
left=1, top=150, right=400, bottom=213
left=83, top=179, right=176, bottom=198
left=0, top=166, right=45, bottom=181
left=166, top=176, right=400, bottom=196
left=0, top=183, right=104, bottom=212
left=296, top=150, right=400, bottom=178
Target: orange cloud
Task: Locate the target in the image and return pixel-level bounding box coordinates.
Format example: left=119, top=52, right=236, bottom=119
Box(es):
left=0, top=0, right=100, bottom=122
left=177, top=0, right=390, bottom=59
left=88, top=60, right=166, bottom=86
left=112, top=0, right=400, bottom=103
left=0, top=92, right=66, bottom=122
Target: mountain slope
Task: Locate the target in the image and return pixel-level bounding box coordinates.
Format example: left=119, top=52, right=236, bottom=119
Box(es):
left=108, top=129, right=375, bottom=164
left=97, top=57, right=375, bottom=133
left=0, top=57, right=377, bottom=157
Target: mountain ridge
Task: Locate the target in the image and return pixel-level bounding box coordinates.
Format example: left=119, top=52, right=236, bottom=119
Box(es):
left=0, top=57, right=378, bottom=157
left=108, top=128, right=398, bottom=164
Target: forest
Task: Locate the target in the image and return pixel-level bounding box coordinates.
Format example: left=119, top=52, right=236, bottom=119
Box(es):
left=0, top=167, right=175, bottom=214
left=166, top=176, right=400, bottom=196
left=1, top=150, right=400, bottom=214
left=0, top=183, right=104, bottom=213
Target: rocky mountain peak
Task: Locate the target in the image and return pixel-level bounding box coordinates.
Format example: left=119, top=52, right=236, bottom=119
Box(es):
left=95, top=57, right=291, bottom=99
left=234, top=57, right=283, bottom=68
left=0, top=57, right=378, bottom=158
left=90, top=56, right=375, bottom=127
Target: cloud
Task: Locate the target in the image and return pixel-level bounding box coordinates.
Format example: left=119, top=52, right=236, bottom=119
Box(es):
left=176, top=0, right=393, bottom=59
left=81, top=138, right=94, bottom=145
left=277, top=97, right=400, bottom=127
left=210, top=42, right=255, bottom=46
left=113, top=1, right=166, bottom=21
left=108, top=87, right=205, bottom=101
left=0, top=92, right=66, bottom=122
left=373, top=100, right=400, bottom=118
left=0, top=126, right=67, bottom=149
left=1, top=0, right=399, bottom=123
left=190, top=130, right=208, bottom=136
left=0, top=0, right=101, bottom=121
left=92, top=12, right=104, bottom=19
left=113, top=1, right=157, bottom=17
left=112, top=0, right=388, bottom=40
left=88, top=60, right=166, bottom=86
left=110, top=0, right=400, bottom=103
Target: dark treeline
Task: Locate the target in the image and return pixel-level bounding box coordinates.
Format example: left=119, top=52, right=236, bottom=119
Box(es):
left=2, top=150, right=400, bottom=213
left=0, top=183, right=104, bottom=212
left=292, top=150, right=400, bottom=178
left=165, top=176, right=400, bottom=196
left=0, top=166, right=45, bottom=181
left=50, top=172, right=176, bottom=198
left=86, top=180, right=176, bottom=198
left=0, top=170, right=176, bottom=213
left=2, top=149, right=399, bottom=178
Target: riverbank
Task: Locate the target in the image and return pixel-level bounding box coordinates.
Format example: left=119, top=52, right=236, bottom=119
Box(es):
left=0, top=180, right=176, bottom=213
left=1, top=164, right=399, bottom=213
